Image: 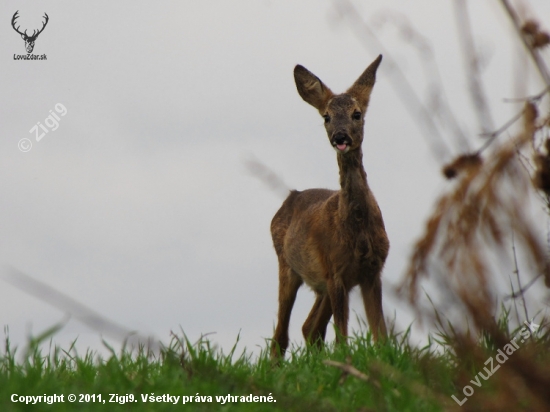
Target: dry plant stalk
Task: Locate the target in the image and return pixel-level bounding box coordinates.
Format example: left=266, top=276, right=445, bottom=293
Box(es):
left=397, top=3, right=550, bottom=408
left=400, top=101, right=550, bottom=410
left=402, top=101, right=549, bottom=312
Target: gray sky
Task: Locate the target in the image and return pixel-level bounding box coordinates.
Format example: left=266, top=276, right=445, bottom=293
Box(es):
left=1, top=1, right=549, bottom=356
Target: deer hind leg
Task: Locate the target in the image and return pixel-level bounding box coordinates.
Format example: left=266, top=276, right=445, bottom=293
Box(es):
left=271, top=261, right=302, bottom=359
left=302, top=294, right=332, bottom=348
left=327, top=278, right=349, bottom=343
left=360, top=276, right=387, bottom=341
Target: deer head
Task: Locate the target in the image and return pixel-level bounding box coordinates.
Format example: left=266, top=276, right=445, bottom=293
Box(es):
left=293, top=55, right=382, bottom=154
left=12, top=11, right=49, bottom=54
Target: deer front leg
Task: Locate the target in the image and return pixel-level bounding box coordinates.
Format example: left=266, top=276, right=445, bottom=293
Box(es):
left=360, top=276, right=387, bottom=341
left=302, top=294, right=332, bottom=347
left=326, top=278, right=349, bottom=343
left=271, top=262, right=302, bottom=360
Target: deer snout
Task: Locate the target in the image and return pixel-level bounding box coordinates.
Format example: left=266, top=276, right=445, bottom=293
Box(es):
left=331, top=132, right=352, bottom=153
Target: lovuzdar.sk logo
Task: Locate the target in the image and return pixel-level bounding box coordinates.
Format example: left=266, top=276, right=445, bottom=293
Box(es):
left=11, top=10, right=49, bottom=60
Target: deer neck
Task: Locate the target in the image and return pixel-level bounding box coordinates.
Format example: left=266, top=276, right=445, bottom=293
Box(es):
left=337, top=147, right=371, bottom=225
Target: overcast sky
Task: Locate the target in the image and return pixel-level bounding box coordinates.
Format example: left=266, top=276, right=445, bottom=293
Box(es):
left=1, top=0, right=549, bottom=357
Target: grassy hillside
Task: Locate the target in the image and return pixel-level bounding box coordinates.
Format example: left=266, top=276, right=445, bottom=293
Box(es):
left=0, top=329, right=457, bottom=412
left=4, top=319, right=548, bottom=412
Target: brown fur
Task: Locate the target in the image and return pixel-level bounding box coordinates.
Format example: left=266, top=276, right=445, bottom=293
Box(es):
left=271, top=55, right=389, bottom=359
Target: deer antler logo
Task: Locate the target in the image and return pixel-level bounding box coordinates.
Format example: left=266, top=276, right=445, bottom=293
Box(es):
left=11, top=11, right=49, bottom=54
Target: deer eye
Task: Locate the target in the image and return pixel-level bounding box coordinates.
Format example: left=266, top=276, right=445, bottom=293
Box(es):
left=323, top=114, right=331, bottom=124
left=352, top=111, right=361, bottom=120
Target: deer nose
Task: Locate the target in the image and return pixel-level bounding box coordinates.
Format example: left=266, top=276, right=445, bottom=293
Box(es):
left=332, top=132, right=350, bottom=145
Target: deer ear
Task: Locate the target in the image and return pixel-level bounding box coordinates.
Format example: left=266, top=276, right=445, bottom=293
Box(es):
left=294, top=65, right=333, bottom=111
left=346, top=54, right=382, bottom=109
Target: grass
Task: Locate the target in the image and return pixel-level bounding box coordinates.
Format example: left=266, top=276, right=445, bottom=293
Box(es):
left=0, top=326, right=456, bottom=412
left=2, top=314, right=548, bottom=411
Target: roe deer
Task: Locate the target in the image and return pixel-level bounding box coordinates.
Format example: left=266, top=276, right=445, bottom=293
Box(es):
left=271, top=55, right=389, bottom=359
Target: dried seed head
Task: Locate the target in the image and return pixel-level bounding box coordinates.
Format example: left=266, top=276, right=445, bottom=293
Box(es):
left=442, top=153, right=483, bottom=179
left=521, top=20, right=539, bottom=36
left=534, top=159, right=550, bottom=194
left=521, top=19, right=550, bottom=48
left=533, top=32, right=550, bottom=48
left=534, top=139, right=550, bottom=195
left=442, top=166, right=457, bottom=179
left=524, top=102, right=538, bottom=128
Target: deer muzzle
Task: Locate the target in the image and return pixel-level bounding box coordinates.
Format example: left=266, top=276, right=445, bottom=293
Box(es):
left=331, top=132, right=352, bottom=153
